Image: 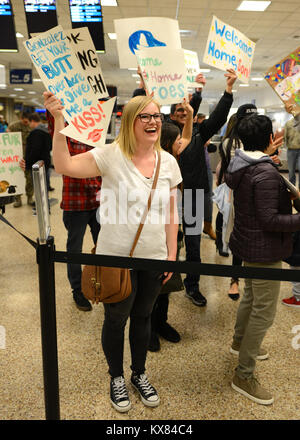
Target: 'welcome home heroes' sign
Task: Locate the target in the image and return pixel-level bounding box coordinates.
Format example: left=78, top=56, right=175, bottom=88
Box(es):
left=203, top=16, right=256, bottom=84
left=24, top=25, right=114, bottom=147
left=136, top=47, right=188, bottom=105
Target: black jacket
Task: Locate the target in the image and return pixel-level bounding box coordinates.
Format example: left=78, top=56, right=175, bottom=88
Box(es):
left=225, top=149, right=300, bottom=263
left=178, top=91, right=233, bottom=192
left=25, top=124, right=52, bottom=170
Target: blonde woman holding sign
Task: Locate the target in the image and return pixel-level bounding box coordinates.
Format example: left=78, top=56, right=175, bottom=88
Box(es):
left=44, top=90, right=182, bottom=413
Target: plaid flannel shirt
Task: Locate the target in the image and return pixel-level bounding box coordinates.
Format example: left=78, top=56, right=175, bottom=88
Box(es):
left=47, top=112, right=102, bottom=211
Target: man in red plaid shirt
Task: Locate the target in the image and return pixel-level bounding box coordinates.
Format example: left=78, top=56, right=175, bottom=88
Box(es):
left=48, top=113, right=101, bottom=311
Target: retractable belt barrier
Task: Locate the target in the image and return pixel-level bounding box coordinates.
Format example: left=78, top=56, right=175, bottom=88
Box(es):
left=1, top=211, right=300, bottom=421
left=1, top=211, right=300, bottom=284
left=54, top=251, right=300, bottom=282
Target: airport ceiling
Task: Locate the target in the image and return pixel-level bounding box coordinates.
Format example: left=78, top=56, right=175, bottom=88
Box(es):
left=1, top=0, right=300, bottom=108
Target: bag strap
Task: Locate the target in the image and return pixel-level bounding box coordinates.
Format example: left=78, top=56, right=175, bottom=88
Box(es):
left=129, top=151, right=161, bottom=257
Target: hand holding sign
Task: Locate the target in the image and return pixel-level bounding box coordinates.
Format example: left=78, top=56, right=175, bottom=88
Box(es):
left=224, top=68, right=238, bottom=93
left=265, top=47, right=300, bottom=116
left=44, top=91, right=116, bottom=147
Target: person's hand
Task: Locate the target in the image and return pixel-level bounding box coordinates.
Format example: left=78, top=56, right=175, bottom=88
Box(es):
left=43, top=91, right=64, bottom=119
left=181, top=97, right=193, bottom=116
left=265, top=135, right=283, bottom=156
left=289, top=191, right=300, bottom=200
left=162, top=255, right=176, bottom=285
left=285, top=102, right=296, bottom=114
left=195, top=73, right=206, bottom=87
left=270, top=155, right=281, bottom=165
left=19, top=158, right=25, bottom=171
left=224, top=68, right=237, bottom=93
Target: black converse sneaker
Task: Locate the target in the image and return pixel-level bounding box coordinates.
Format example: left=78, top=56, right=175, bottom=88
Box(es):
left=110, top=376, right=131, bottom=412
left=131, top=373, right=160, bottom=407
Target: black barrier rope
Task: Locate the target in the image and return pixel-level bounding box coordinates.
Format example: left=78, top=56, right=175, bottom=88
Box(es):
left=0, top=213, right=37, bottom=249
left=2, top=213, right=300, bottom=421
left=1, top=212, right=300, bottom=283
left=54, top=251, right=300, bottom=283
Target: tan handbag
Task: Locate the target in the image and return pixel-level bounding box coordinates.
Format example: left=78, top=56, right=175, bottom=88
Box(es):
left=82, top=152, right=161, bottom=304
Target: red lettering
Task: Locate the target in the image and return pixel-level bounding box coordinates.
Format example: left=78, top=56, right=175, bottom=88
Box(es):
left=82, top=111, right=95, bottom=127
left=90, top=106, right=102, bottom=123
left=97, top=102, right=106, bottom=118
left=70, top=116, right=88, bottom=133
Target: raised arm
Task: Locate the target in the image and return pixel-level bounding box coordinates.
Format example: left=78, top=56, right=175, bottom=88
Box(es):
left=177, top=99, right=193, bottom=155
left=43, top=91, right=101, bottom=178
left=163, top=186, right=179, bottom=284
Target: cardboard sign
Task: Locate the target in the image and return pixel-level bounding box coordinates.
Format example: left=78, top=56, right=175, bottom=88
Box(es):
left=136, top=47, right=188, bottom=105
left=60, top=97, right=116, bottom=145
left=184, top=50, right=200, bottom=88
left=24, top=25, right=115, bottom=147
left=265, top=47, right=300, bottom=116
left=0, top=132, right=25, bottom=197
left=114, top=17, right=182, bottom=69
left=65, top=27, right=108, bottom=99
left=203, top=15, right=256, bottom=84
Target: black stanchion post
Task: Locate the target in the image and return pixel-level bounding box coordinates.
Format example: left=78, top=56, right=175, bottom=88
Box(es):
left=37, top=235, right=60, bottom=420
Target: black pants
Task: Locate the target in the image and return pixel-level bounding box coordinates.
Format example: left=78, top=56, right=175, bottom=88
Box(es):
left=63, top=210, right=100, bottom=293
left=183, top=226, right=201, bottom=292
left=102, top=270, right=163, bottom=378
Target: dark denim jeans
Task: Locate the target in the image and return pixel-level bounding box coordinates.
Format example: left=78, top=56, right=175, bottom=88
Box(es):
left=102, top=270, right=163, bottom=378
left=63, top=209, right=100, bottom=293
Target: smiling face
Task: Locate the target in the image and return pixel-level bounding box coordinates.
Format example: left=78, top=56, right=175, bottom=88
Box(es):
left=133, top=102, right=162, bottom=148
left=170, top=104, right=188, bottom=127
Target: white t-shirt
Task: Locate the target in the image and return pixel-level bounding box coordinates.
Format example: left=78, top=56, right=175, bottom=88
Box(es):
left=91, top=143, right=182, bottom=260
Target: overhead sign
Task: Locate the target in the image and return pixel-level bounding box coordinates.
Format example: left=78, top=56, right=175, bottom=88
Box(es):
left=265, top=47, right=300, bottom=116
left=68, top=0, right=105, bottom=53
left=0, top=0, right=18, bottom=52
left=0, top=132, right=25, bottom=197
left=114, top=17, right=182, bottom=69
left=24, top=25, right=114, bottom=147
left=24, top=0, right=58, bottom=36
left=203, top=15, right=256, bottom=84
left=10, top=69, right=32, bottom=84
left=136, top=47, right=188, bottom=105
left=65, top=27, right=108, bottom=99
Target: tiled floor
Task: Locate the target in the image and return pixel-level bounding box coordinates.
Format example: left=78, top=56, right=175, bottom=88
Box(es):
left=0, top=172, right=299, bottom=420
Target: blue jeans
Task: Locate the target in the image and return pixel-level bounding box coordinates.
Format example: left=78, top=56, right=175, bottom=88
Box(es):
left=287, top=149, right=300, bottom=188
left=63, top=210, right=100, bottom=293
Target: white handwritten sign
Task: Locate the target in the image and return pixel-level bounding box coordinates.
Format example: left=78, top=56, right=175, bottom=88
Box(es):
left=114, top=17, right=182, bottom=69
left=24, top=25, right=115, bottom=147
left=0, top=132, right=25, bottom=197
left=61, top=97, right=116, bottom=146
left=136, top=47, right=188, bottom=105
left=203, top=16, right=256, bottom=84
left=184, top=50, right=200, bottom=88
left=65, top=27, right=108, bottom=100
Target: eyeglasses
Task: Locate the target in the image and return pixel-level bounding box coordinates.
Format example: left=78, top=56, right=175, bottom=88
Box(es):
left=137, top=113, right=164, bottom=123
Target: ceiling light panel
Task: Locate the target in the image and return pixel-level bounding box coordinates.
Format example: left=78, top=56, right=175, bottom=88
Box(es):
left=237, top=1, right=271, bottom=11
